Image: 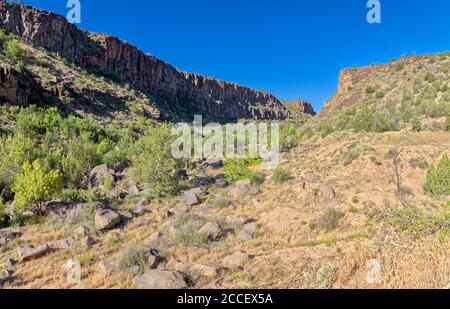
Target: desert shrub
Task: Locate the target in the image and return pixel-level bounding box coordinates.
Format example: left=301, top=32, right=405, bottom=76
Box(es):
left=424, top=72, right=436, bottom=83
left=445, top=116, right=450, bottom=131
left=61, top=135, right=104, bottom=188
left=412, top=116, right=422, bottom=132
left=280, top=123, right=301, bottom=151
left=273, top=167, right=291, bottom=184
left=409, top=156, right=429, bottom=169
left=13, top=160, right=63, bottom=214
left=317, top=124, right=334, bottom=138
left=424, top=154, right=450, bottom=196
left=223, top=157, right=262, bottom=182
left=131, top=124, right=182, bottom=197
left=4, top=38, right=26, bottom=67
left=342, top=142, right=375, bottom=166
left=365, top=85, right=376, bottom=94
left=395, top=63, right=406, bottom=72
left=299, top=126, right=314, bottom=140
left=119, top=246, right=148, bottom=275
left=250, top=171, right=266, bottom=186
left=169, top=213, right=207, bottom=246
left=318, top=208, right=345, bottom=231
left=376, top=91, right=385, bottom=99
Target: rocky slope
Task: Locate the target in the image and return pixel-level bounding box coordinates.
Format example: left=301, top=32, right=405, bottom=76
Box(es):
left=311, top=52, right=450, bottom=130
left=0, top=2, right=288, bottom=121
left=282, top=99, right=315, bottom=115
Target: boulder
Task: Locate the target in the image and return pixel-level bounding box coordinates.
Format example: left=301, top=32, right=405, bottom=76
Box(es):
left=201, top=279, right=223, bottom=289
left=175, top=169, right=188, bottom=180
left=198, top=222, right=222, bottom=240
left=114, top=162, right=126, bottom=174
left=229, top=185, right=250, bottom=199
left=166, top=259, right=188, bottom=273
left=225, top=215, right=249, bottom=226
left=134, top=270, right=187, bottom=289
left=17, top=244, right=51, bottom=262
left=132, top=207, right=146, bottom=217
left=215, top=178, right=229, bottom=188
left=81, top=236, right=94, bottom=248
left=243, top=222, right=260, bottom=234
left=51, top=238, right=73, bottom=250
left=187, top=263, right=224, bottom=278
left=321, top=186, right=336, bottom=199
left=136, top=198, right=149, bottom=207
left=95, top=209, right=121, bottom=230
left=236, top=230, right=253, bottom=242
left=98, top=260, right=120, bottom=274
left=89, top=164, right=114, bottom=187
left=366, top=258, right=383, bottom=284
left=183, top=188, right=203, bottom=206
left=73, top=226, right=90, bottom=237
left=222, top=251, right=250, bottom=269
left=0, top=231, right=19, bottom=246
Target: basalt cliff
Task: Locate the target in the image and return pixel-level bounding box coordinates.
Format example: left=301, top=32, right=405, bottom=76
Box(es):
left=0, top=2, right=288, bottom=121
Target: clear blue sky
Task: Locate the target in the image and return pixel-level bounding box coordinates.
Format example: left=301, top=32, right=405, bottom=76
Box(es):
left=24, top=0, right=450, bottom=111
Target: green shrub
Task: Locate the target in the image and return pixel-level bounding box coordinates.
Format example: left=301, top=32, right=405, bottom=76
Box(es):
left=412, top=116, right=422, bottom=132
left=395, top=63, right=405, bottom=72
left=119, top=246, right=148, bottom=275
left=409, top=156, right=429, bottom=169
left=424, top=72, right=436, bottom=83
left=13, top=160, right=63, bottom=214
left=280, top=123, right=301, bottom=151
left=0, top=134, right=38, bottom=200
left=299, top=127, right=314, bottom=140
left=250, top=171, right=266, bottom=186
left=273, top=167, right=291, bottom=184
left=365, top=85, right=376, bottom=94
left=424, top=154, right=450, bottom=196
left=445, top=116, right=450, bottom=131
left=0, top=197, right=8, bottom=228
left=376, top=91, right=385, bottom=99
left=317, top=124, right=334, bottom=138
left=223, top=157, right=262, bottom=182
left=4, top=38, right=26, bottom=67
left=319, top=208, right=345, bottom=231
left=131, top=124, right=182, bottom=197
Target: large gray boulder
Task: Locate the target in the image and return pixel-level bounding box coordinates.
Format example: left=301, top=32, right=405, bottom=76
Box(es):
left=17, top=244, right=51, bottom=262
left=183, top=188, right=203, bottom=206
left=134, top=270, right=187, bottom=289
left=95, top=209, right=121, bottom=230
left=198, top=222, right=222, bottom=240
left=222, top=251, right=250, bottom=269
left=89, top=164, right=114, bottom=187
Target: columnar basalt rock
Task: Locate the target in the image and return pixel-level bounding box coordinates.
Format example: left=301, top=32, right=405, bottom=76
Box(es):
left=0, top=3, right=288, bottom=120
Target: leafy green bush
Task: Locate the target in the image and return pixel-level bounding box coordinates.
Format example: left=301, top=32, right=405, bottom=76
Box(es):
left=299, top=127, right=314, bottom=140
left=223, top=158, right=261, bottom=182
left=412, top=116, right=422, bottom=132
left=131, top=124, right=182, bottom=197
left=0, top=134, right=38, bottom=200
left=280, top=123, right=301, bottom=151
left=376, top=91, right=385, bottom=99
left=13, top=160, right=63, bottom=214
left=445, top=116, right=450, bottom=132
left=424, top=154, right=450, bottom=196
left=273, top=167, right=291, bottom=184
left=424, top=72, right=436, bottom=83
left=4, top=38, right=26, bottom=67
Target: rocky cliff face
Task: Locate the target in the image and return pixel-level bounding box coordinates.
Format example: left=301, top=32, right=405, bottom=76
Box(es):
left=0, top=3, right=288, bottom=121
left=282, top=99, right=315, bottom=115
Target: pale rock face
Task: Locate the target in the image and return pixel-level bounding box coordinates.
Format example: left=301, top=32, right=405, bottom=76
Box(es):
left=134, top=270, right=187, bottom=289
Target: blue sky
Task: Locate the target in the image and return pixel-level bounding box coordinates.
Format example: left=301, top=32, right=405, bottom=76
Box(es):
left=23, top=0, right=450, bottom=111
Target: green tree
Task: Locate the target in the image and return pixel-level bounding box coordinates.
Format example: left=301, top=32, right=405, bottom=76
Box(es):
left=424, top=154, right=450, bottom=196
left=13, top=160, right=63, bottom=214
left=131, top=125, right=182, bottom=197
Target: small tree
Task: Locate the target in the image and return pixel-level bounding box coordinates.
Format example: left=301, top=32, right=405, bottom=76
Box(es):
left=13, top=160, right=63, bottom=214
left=4, top=38, right=26, bottom=67
left=424, top=154, right=450, bottom=196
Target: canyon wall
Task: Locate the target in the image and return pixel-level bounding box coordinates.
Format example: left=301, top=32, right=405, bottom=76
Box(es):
left=0, top=2, right=288, bottom=120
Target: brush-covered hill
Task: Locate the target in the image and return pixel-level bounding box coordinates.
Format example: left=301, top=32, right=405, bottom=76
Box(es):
left=310, top=52, right=450, bottom=133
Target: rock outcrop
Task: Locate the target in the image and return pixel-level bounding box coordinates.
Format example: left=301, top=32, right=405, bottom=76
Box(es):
left=283, top=99, right=315, bottom=115
left=0, top=3, right=288, bottom=121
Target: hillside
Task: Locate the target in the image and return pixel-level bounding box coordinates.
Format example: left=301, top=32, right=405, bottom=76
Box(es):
left=310, top=53, right=450, bottom=132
